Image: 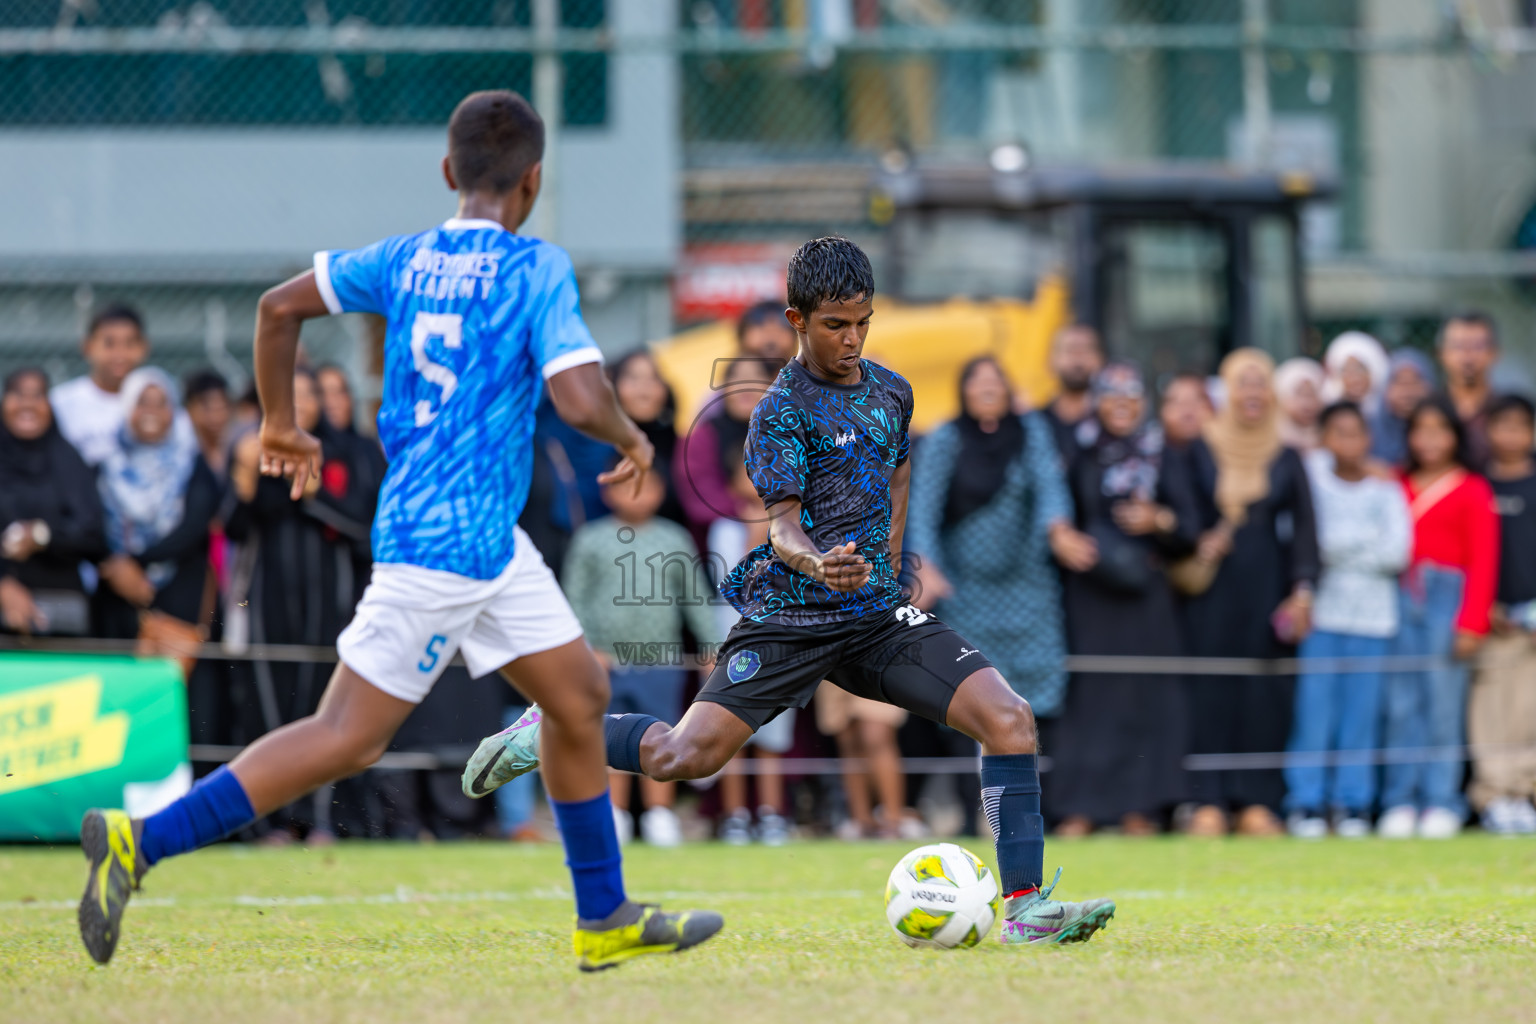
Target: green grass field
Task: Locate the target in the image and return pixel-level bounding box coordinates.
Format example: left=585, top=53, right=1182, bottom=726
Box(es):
left=5, top=836, right=1535, bottom=1023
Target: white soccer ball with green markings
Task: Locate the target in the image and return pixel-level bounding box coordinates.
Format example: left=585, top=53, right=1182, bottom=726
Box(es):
left=884, top=842, right=1001, bottom=949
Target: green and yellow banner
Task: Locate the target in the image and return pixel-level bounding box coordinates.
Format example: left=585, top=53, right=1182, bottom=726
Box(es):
left=0, top=653, right=189, bottom=841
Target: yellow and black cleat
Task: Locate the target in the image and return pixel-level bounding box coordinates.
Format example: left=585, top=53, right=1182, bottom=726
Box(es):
left=574, top=901, right=724, bottom=972
left=78, top=808, right=147, bottom=965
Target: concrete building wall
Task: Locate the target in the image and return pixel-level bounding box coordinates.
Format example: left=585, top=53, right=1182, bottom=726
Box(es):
left=0, top=0, right=677, bottom=360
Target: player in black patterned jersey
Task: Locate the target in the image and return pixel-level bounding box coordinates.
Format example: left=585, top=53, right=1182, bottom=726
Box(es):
left=721, top=354, right=912, bottom=624
left=464, top=236, right=1118, bottom=945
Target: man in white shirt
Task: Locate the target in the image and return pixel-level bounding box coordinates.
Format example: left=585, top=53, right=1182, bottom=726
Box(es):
left=49, top=304, right=149, bottom=467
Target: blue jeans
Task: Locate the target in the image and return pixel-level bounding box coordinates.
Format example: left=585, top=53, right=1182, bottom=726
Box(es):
left=1381, top=566, right=1469, bottom=814
left=494, top=705, right=540, bottom=833
left=1284, top=630, right=1388, bottom=815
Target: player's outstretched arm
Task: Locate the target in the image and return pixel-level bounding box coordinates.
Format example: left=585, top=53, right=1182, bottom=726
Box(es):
left=254, top=271, right=330, bottom=500
left=547, top=362, right=654, bottom=493
left=765, top=498, right=872, bottom=593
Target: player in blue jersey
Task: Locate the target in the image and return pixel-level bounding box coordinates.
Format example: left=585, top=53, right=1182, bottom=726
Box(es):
left=466, top=236, right=1118, bottom=945
left=76, top=90, right=722, bottom=972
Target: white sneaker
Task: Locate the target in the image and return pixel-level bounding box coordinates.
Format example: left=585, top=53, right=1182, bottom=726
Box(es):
left=1417, top=806, right=1462, bottom=839
left=754, top=807, right=790, bottom=846
left=719, top=809, right=752, bottom=846
left=1480, top=798, right=1520, bottom=835
left=1334, top=815, right=1372, bottom=839
left=833, top=818, right=865, bottom=842
left=613, top=805, right=634, bottom=844
left=1511, top=799, right=1536, bottom=835
left=1377, top=805, right=1417, bottom=839
left=1286, top=812, right=1327, bottom=839
left=640, top=806, right=682, bottom=848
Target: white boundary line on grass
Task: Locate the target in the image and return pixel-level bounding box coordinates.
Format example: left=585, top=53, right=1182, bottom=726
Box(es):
left=0, top=887, right=871, bottom=913
left=8, top=885, right=1534, bottom=914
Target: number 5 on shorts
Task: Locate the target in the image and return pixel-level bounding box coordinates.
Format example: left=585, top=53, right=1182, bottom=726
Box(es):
left=418, top=634, right=448, bottom=673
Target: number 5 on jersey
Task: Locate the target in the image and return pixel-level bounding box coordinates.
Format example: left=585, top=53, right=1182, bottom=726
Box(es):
left=411, top=311, right=463, bottom=426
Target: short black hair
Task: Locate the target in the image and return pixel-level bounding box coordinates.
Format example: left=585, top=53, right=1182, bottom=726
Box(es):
left=87, top=302, right=144, bottom=339
left=736, top=300, right=790, bottom=343
left=1487, top=392, right=1536, bottom=427
left=3, top=366, right=48, bottom=395
left=1318, top=400, right=1367, bottom=432
left=1404, top=395, right=1472, bottom=472
left=1438, top=310, right=1499, bottom=349
left=786, top=237, right=875, bottom=318
left=447, top=90, right=545, bottom=195
left=183, top=367, right=229, bottom=404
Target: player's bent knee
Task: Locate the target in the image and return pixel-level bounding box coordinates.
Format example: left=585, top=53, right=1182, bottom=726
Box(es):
left=977, top=695, right=1036, bottom=754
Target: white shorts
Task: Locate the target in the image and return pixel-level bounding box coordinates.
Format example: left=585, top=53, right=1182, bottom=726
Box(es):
left=338, top=526, right=584, bottom=703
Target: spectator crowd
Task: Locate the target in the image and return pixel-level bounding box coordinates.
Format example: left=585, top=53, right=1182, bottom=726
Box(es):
left=5, top=300, right=1536, bottom=844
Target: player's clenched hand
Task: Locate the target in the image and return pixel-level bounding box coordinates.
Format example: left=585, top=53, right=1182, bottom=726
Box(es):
left=816, top=541, right=872, bottom=592
left=597, top=431, right=655, bottom=497
left=258, top=420, right=323, bottom=501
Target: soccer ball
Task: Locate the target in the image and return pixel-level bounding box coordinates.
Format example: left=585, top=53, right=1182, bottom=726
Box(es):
left=884, top=842, right=1001, bottom=949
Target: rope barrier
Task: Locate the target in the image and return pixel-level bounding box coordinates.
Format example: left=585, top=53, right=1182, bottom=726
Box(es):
left=18, top=641, right=1529, bottom=776
left=185, top=745, right=1536, bottom=774
left=4, top=635, right=1525, bottom=676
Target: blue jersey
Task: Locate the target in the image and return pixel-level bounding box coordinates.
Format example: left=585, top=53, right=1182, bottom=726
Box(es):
left=315, top=217, right=602, bottom=580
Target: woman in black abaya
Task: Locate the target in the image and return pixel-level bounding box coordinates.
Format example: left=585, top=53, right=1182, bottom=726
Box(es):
left=1050, top=363, right=1199, bottom=835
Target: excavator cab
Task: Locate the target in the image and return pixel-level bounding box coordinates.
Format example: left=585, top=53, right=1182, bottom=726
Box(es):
left=880, top=160, right=1331, bottom=382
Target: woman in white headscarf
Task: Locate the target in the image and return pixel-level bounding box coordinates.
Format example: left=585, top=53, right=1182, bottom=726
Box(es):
left=1322, top=331, right=1391, bottom=415
left=95, top=367, right=220, bottom=646
left=1274, top=357, right=1326, bottom=453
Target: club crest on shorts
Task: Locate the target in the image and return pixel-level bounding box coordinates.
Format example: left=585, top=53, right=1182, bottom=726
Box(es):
left=727, top=649, right=762, bottom=684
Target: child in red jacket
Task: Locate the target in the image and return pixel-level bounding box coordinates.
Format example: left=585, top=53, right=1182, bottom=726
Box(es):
left=1379, top=397, right=1499, bottom=839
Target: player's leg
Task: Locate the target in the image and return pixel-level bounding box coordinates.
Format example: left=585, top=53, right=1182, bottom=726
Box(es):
left=633, top=699, right=756, bottom=780
left=496, top=645, right=726, bottom=968
left=846, top=604, right=1116, bottom=946
left=464, top=693, right=753, bottom=792
left=461, top=534, right=723, bottom=970
left=943, top=668, right=1117, bottom=945
left=78, top=663, right=415, bottom=964
left=496, top=639, right=626, bottom=909
left=465, top=619, right=823, bottom=793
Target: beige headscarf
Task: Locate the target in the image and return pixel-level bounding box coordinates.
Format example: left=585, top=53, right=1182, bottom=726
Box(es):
left=1204, top=348, right=1283, bottom=525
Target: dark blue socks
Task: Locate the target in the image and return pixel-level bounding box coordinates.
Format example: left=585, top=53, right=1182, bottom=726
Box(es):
left=139, top=765, right=257, bottom=866
left=980, top=753, right=1044, bottom=897
left=604, top=713, right=659, bottom=775
left=551, top=791, right=627, bottom=921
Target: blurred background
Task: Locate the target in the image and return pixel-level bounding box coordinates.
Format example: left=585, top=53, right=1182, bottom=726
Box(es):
left=4, top=0, right=1536, bottom=396
left=6, top=0, right=1536, bottom=848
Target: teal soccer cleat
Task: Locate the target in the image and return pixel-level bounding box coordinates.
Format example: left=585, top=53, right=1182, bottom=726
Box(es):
left=462, top=705, right=544, bottom=798
left=998, top=867, right=1116, bottom=945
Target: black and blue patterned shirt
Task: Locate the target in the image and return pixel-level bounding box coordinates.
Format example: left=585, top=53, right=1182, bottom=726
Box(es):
left=721, top=357, right=914, bottom=625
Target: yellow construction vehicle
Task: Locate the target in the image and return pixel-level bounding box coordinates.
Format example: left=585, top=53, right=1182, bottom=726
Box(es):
left=652, top=160, right=1332, bottom=433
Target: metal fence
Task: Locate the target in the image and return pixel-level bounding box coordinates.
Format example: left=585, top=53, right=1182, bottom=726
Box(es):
left=2, top=1, right=1536, bottom=385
